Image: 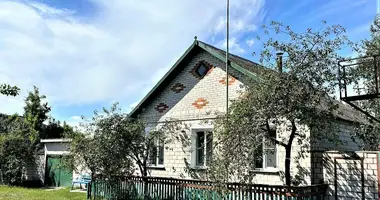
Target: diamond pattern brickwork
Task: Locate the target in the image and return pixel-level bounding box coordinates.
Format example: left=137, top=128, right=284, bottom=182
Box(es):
left=192, top=98, right=209, bottom=109
left=171, top=83, right=186, bottom=93
left=155, top=103, right=169, bottom=113
left=219, top=76, right=236, bottom=85
left=189, top=60, right=214, bottom=79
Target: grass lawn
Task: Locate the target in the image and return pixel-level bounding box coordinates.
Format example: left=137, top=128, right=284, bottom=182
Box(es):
left=0, top=186, right=86, bottom=200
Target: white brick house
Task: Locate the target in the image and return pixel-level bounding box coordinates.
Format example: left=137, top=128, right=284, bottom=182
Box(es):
left=129, top=39, right=379, bottom=199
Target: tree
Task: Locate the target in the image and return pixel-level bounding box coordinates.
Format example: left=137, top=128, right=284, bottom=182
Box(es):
left=67, top=104, right=137, bottom=180
left=67, top=103, right=175, bottom=199
left=0, top=86, right=70, bottom=186
left=0, top=134, right=33, bottom=185
left=363, top=15, right=380, bottom=56
left=0, top=115, right=36, bottom=185
left=125, top=119, right=177, bottom=199
left=41, top=118, right=74, bottom=139
left=23, top=86, right=51, bottom=141
left=0, top=84, right=19, bottom=96
left=206, top=21, right=360, bottom=186
left=345, top=15, right=380, bottom=150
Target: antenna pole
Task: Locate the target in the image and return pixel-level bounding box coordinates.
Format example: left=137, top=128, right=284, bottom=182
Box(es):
left=226, top=0, right=230, bottom=120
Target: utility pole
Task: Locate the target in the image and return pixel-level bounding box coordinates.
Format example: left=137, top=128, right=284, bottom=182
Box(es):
left=226, top=0, right=230, bottom=120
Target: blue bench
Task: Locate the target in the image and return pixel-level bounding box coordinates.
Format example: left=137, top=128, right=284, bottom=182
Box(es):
left=71, top=174, right=91, bottom=190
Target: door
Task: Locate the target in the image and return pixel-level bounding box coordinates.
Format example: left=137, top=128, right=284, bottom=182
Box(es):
left=45, top=156, right=72, bottom=187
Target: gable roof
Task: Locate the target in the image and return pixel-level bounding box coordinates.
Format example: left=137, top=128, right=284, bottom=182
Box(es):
left=129, top=39, right=365, bottom=123
left=129, top=39, right=263, bottom=118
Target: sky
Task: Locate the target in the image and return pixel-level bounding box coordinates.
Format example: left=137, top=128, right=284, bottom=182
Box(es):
left=0, top=0, right=377, bottom=126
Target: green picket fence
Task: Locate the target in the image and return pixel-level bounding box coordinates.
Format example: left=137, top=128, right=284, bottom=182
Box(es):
left=88, top=176, right=327, bottom=200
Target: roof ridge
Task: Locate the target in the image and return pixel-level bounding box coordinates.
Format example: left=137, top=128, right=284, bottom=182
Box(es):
left=197, top=40, right=260, bottom=66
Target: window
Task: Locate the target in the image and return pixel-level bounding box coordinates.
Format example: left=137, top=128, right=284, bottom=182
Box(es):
left=254, top=130, right=277, bottom=169
left=149, top=140, right=164, bottom=166
left=192, top=130, right=213, bottom=167
left=195, top=64, right=209, bottom=78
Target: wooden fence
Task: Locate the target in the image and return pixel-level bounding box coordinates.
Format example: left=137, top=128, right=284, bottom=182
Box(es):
left=88, top=176, right=327, bottom=200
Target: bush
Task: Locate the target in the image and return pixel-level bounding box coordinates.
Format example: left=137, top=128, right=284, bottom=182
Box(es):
left=0, top=134, right=33, bottom=185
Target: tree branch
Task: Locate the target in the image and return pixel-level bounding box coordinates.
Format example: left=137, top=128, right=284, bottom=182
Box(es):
left=265, top=119, right=287, bottom=147
left=288, top=119, right=297, bottom=147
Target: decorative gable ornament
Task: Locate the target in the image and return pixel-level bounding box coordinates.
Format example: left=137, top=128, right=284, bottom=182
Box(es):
left=155, top=103, right=169, bottom=113
left=171, top=83, right=186, bottom=93
left=192, top=98, right=209, bottom=109
left=190, top=61, right=214, bottom=79
left=219, top=76, right=236, bottom=85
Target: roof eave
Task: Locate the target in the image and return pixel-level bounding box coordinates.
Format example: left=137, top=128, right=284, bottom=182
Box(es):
left=196, top=41, right=263, bottom=82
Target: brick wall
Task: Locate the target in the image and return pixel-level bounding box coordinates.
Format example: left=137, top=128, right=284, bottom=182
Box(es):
left=311, top=121, right=364, bottom=152
left=137, top=49, right=314, bottom=185
left=309, top=121, right=379, bottom=199
left=135, top=48, right=378, bottom=199
left=311, top=151, right=378, bottom=200
left=139, top=50, right=243, bottom=123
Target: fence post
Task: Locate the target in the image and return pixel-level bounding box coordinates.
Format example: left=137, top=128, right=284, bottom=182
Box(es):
left=86, top=181, right=91, bottom=199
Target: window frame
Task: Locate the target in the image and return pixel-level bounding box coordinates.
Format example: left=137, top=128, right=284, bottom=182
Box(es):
left=191, top=127, right=213, bottom=168
left=148, top=139, right=165, bottom=168
left=195, top=64, right=209, bottom=78
left=253, top=130, right=278, bottom=171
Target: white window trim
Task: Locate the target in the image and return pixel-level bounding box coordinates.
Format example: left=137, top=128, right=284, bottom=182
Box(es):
left=254, top=132, right=278, bottom=171
left=148, top=139, right=165, bottom=168
left=190, top=127, right=213, bottom=169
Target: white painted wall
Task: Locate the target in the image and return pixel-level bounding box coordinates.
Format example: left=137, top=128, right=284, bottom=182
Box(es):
left=45, top=142, right=70, bottom=155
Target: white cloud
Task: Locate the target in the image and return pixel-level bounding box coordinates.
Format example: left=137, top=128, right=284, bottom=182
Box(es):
left=70, top=116, right=82, bottom=121
left=304, top=0, right=367, bottom=23
left=0, top=0, right=265, bottom=118
left=216, top=37, right=246, bottom=55
left=211, top=0, right=265, bottom=54
left=246, top=38, right=255, bottom=47
left=65, top=115, right=85, bottom=130
left=28, top=2, right=75, bottom=17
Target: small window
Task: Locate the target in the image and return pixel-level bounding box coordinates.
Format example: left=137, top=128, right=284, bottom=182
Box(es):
left=195, top=64, right=209, bottom=78
left=149, top=139, right=164, bottom=166
left=254, top=130, right=277, bottom=169
left=193, top=130, right=213, bottom=167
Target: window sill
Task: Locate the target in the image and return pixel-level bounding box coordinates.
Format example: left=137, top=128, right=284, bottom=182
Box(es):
left=147, top=165, right=165, bottom=170
left=250, top=168, right=280, bottom=174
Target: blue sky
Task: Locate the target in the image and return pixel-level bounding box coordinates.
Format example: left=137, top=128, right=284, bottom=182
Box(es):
left=0, top=0, right=376, bottom=126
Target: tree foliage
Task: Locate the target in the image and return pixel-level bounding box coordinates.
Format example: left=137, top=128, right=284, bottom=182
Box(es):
left=205, top=21, right=360, bottom=186
left=345, top=15, right=380, bottom=150
left=0, top=84, right=19, bottom=96
left=67, top=103, right=177, bottom=199
left=0, top=115, right=36, bottom=185
left=41, top=118, right=74, bottom=139
left=68, top=104, right=141, bottom=181
left=0, top=134, right=33, bottom=185
left=23, top=86, right=51, bottom=135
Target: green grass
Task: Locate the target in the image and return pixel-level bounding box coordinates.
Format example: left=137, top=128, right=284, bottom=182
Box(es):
left=0, top=186, right=86, bottom=200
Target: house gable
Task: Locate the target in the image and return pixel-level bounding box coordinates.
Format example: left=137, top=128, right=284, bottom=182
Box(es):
left=130, top=39, right=264, bottom=121
left=137, top=46, right=244, bottom=123
left=129, top=39, right=363, bottom=124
